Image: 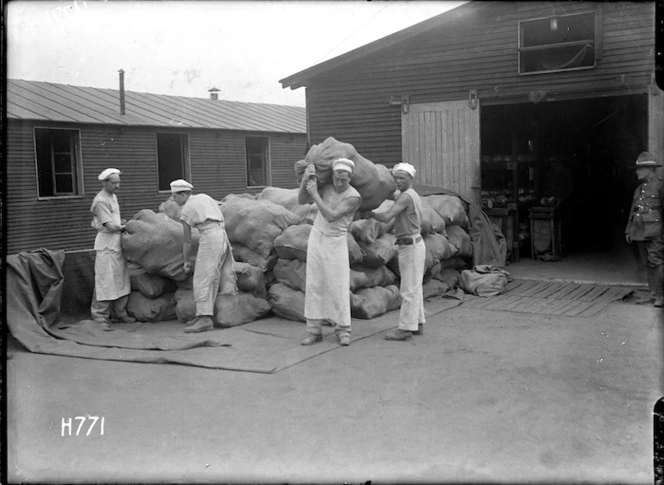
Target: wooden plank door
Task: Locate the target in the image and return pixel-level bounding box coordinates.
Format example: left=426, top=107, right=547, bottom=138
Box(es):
left=402, top=99, right=481, bottom=204
left=649, top=84, right=664, bottom=162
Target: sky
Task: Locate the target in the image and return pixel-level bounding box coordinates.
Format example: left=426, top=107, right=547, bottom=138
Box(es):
left=7, top=0, right=465, bottom=107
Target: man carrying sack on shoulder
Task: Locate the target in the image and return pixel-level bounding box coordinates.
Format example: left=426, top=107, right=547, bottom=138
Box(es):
left=625, top=151, right=664, bottom=307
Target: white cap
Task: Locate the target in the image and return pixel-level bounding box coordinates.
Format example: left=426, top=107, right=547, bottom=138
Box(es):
left=170, top=179, right=194, bottom=193
left=98, top=168, right=121, bottom=181
left=332, top=158, right=355, bottom=173
left=392, top=162, right=416, bottom=177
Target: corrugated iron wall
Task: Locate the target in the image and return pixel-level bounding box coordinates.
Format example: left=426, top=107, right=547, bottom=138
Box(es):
left=7, top=120, right=306, bottom=253
left=304, top=2, right=654, bottom=166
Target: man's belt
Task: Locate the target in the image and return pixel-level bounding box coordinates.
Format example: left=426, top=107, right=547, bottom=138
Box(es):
left=634, top=205, right=662, bottom=214
left=395, top=235, right=423, bottom=246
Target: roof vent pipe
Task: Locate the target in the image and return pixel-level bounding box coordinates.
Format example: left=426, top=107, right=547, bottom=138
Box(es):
left=208, top=87, right=220, bottom=101
left=118, top=69, right=126, bottom=115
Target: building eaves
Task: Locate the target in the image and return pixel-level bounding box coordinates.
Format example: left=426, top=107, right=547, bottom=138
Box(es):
left=7, top=79, right=307, bottom=134
left=279, top=1, right=473, bottom=90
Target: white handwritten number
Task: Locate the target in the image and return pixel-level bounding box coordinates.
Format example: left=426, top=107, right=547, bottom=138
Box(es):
left=86, top=416, right=98, bottom=436
left=75, top=416, right=86, bottom=436
left=61, top=416, right=105, bottom=436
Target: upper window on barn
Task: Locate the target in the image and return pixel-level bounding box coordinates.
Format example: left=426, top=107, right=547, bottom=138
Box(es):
left=518, top=11, right=597, bottom=75
left=157, top=133, right=189, bottom=192
left=34, top=128, right=82, bottom=198
left=245, top=137, right=270, bottom=187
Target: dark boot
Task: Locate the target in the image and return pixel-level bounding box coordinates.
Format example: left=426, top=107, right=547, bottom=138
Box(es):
left=654, top=266, right=664, bottom=308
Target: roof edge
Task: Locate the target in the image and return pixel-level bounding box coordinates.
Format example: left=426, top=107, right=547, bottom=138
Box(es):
left=279, top=1, right=472, bottom=90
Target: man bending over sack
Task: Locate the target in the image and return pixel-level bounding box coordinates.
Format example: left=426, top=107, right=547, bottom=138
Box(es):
left=299, top=158, right=362, bottom=346
left=365, top=162, right=425, bottom=341
left=90, top=168, right=135, bottom=329
left=171, top=179, right=237, bottom=333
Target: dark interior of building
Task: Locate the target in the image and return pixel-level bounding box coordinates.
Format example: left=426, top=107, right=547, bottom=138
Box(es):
left=480, top=94, right=648, bottom=262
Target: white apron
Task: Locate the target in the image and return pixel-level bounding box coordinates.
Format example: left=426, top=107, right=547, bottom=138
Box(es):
left=94, top=249, right=131, bottom=301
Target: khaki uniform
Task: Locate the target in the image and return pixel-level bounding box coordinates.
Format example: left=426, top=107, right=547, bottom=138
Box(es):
left=626, top=173, right=664, bottom=297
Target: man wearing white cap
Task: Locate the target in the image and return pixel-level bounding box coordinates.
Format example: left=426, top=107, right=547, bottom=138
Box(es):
left=171, top=179, right=237, bottom=332
left=366, top=162, right=426, bottom=340
left=90, top=168, right=135, bottom=328
left=299, top=158, right=362, bottom=346
left=625, top=151, right=664, bottom=307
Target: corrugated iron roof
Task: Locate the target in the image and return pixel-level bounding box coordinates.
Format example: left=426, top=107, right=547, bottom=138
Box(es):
left=7, top=79, right=307, bottom=134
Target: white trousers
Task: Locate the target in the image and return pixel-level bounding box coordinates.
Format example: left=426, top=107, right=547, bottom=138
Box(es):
left=193, top=225, right=236, bottom=316
left=397, top=239, right=426, bottom=331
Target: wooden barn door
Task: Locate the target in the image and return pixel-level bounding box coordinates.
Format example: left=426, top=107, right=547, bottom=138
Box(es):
left=402, top=99, right=481, bottom=205
left=649, top=84, right=664, bottom=162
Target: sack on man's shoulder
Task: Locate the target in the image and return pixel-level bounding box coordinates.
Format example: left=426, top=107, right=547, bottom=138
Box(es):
left=459, top=265, right=511, bottom=297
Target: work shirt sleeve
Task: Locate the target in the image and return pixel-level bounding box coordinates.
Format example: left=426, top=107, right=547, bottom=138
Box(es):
left=91, top=199, right=115, bottom=227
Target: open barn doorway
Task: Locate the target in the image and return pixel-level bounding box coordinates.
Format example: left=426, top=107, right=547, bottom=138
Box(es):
left=480, top=94, right=648, bottom=284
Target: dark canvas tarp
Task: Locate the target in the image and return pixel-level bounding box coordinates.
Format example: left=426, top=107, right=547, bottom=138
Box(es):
left=6, top=249, right=230, bottom=365
left=414, top=185, right=507, bottom=269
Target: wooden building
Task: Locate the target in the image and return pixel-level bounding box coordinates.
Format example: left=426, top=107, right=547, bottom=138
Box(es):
left=6, top=79, right=307, bottom=254
left=280, top=1, right=661, bottom=258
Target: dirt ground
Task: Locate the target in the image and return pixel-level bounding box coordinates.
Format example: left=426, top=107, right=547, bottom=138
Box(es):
left=6, top=294, right=663, bottom=484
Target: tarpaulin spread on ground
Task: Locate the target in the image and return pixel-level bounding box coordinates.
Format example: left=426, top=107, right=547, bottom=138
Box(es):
left=6, top=249, right=231, bottom=365
left=5, top=248, right=463, bottom=373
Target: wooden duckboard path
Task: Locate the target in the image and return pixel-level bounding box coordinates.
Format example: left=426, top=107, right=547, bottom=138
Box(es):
left=463, top=279, right=634, bottom=318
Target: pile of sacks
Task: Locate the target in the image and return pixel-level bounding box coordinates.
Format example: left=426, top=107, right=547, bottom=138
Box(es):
left=120, top=137, right=477, bottom=327
left=122, top=209, right=272, bottom=327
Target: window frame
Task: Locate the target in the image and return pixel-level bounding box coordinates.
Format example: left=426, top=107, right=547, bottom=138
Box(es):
left=518, top=10, right=598, bottom=76
left=33, top=126, right=84, bottom=200
left=245, top=136, right=271, bottom=188
left=155, top=132, right=191, bottom=193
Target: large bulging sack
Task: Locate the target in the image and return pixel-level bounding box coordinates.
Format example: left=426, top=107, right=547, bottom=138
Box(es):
left=130, top=268, right=177, bottom=299
left=234, top=261, right=266, bottom=298
left=459, top=265, right=510, bottom=297
left=174, top=288, right=271, bottom=326
left=232, top=243, right=278, bottom=272
left=350, top=285, right=402, bottom=319
left=424, top=233, right=459, bottom=272
left=352, top=265, right=397, bottom=288
left=436, top=268, right=461, bottom=289
left=268, top=283, right=306, bottom=322
left=127, top=291, right=177, bottom=322
left=123, top=209, right=199, bottom=281
left=274, top=224, right=363, bottom=265
left=158, top=196, right=181, bottom=222
left=214, top=293, right=272, bottom=327
left=358, top=233, right=398, bottom=268
left=446, top=225, right=473, bottom=258
left=350, top=218, right=387, bottom=245
left=273, top=258, right=307, bottom=292
left=420, top=204, right=447, bottom=236
left=220, top=195, right=302, bottom=259
left=423, top=195, right=469, bottom=228
left=422, top=279, right=450, bottom=299
left=296, top=137, right=397, bottom=211
left=274, top=224, right=311, bottom=261
left=257, top=187, right=319, bottom=224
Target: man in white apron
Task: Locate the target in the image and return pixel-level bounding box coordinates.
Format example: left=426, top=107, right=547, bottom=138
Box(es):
left=366, top=162, right=426, bottom=341
left=171, top=179, right=237, bottom=333
left=299, top=158, right=362, bottom=346
left=90, top=168, right=134, bottom=329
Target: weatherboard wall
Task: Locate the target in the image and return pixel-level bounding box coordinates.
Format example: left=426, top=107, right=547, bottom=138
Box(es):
left=301, top=1, right=655, bottom=166
left=6, top=120, right=306, bottom=253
